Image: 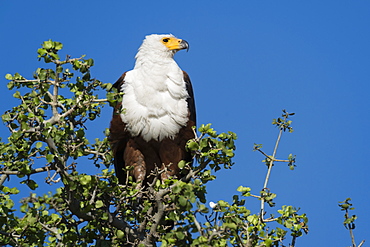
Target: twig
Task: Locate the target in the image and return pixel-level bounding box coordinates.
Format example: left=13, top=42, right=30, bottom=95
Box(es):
left=52, top=56, right=85, bottom=66
left=260, top=114, right=288, bottom=220
left=91, top=99, right=108, bottom=103
left=262, top=123, right=284, bottom=190
left=89, top=185, right=98, bottom=205
left=256, top=148, right=289, bottom=163
left=249, top=194, right=261, bottom=199
left=193, top=212, right=204, bottom=236
left=290, top=234, right=296, bottom=247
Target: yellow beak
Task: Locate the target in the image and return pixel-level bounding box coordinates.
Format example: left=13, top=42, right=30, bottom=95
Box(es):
left=163, top=38, right=189, bottom=51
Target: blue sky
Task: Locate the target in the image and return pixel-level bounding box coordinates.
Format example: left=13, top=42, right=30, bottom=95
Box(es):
left=1, top=1, right=370, bottom=246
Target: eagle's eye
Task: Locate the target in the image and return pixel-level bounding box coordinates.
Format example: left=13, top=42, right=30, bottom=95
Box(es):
left=162, top=38, right=169, bottom=43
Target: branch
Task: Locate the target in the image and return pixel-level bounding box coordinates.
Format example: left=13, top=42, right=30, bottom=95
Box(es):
left=51, top=74, right=59, bottom=117
left=138, top=207, right=153, bottom=233
left=290, top=235, right=296, bottom=247
left=0, top=230, right=21, bottom=239
left=39, top=222, right=62, bottom=242
left=256, top=149, right=289, bottom=163
left=260, top=113, right=289, bottom=220
left=132, top=158, right=212, bottom=246
left=89, top=186, right=98, bottom=205
left=0, top=174, right=8, bottom=186
left=184, top=159, right=212, bottom=183
left=60, top=175, right=142, bottom=244
left=91, top=99, right=108, bottom=103
left=0, top=166, right=52, bottom=175
left=263, top=217, right=278, bottom=222
left=263, top=125, right=284, bottom=190
left=110, top=215, right=141, bottom=243
left=193, top=212, right=204, bottom=236
left=52, top=55, right=85, bottom=65
left=249, top=194, right=261, bottom=199
left=349, top=227, right=356, bottom=247
left=11, top=79, right=52, bottom=84
left=23, top=79, right=103, bottom=135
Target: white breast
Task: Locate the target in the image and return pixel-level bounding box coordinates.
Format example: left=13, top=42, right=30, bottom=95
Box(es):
left=120, top=63, right=189, bottom=141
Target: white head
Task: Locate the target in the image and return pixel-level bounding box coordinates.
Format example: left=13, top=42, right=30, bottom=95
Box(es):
left=135, top=34, right=189, bottom=62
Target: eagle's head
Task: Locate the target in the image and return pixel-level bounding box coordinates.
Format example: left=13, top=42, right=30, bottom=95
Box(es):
left=136, top=34, right=189, bottom=60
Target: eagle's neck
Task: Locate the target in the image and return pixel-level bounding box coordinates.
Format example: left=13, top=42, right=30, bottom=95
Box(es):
left=120, top=51, right=189, bottom=142
left=135, top=47, right=176, bottom=67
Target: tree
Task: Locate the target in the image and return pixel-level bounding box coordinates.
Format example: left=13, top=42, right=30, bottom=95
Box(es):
left=0, top=40, right=309, bottom=246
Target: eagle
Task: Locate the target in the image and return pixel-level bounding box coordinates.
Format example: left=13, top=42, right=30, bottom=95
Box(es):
left=109, top=34, right=196, bottom=185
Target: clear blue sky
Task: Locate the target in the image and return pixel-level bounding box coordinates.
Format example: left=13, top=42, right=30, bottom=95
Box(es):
left=1, top=1, right=370, bottom=246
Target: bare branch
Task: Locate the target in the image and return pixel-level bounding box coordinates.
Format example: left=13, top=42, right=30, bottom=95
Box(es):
left=91, top=99, right=108, bottom=103
left=52, top=56, right=85, bottom=66
left=0, top=174, right=8, bottom=186
left=260, top=112, right=290, bottom=221
left=192, top=212, right=204, bottom=236
left=0, top=166, right=52, bottom=175
left=39, top=222, right=62, bottom=241
left=89, top=186, right=98, bottom=205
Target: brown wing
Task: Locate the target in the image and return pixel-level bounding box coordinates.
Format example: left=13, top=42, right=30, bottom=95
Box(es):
left=183, top=71, right=196, bottom=124
left=109, top=71, right=196, bottom=185
left=109, top=72, right=130, bottom=184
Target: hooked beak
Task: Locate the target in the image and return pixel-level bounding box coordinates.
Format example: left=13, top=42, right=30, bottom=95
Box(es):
left=180, top=39, right=189, bottom=52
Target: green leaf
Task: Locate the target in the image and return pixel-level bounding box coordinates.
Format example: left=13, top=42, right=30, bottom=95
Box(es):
left=86, top=58, right=94, bottom=66
left=76, top=129, right=85, bottom=138
left=225, top=149, right=234, bottom=157
left=199, top=123, right=211, bottom=133
left=82, top=72, right=91, bottom=81
left=264, top=239, right=273, bottom=247
left=2, top=186, right=11, bottom=193
left=46, top=154, right=54, bottom=163
left=218, top=200, right=229, bottom=207
left=186, top=141, right=199, bottom=151
left=54, top=42, right=63, bottom=50
left=26, top=180, right=38, bottom=190
left=2, top=113, right=11, bottom=122
left=223, top=222, right=237, bottom=230
left=178, top=160, right=186, bottom=169
left=35, top=142, right=43, bottom=149
left=80, top=175, right=92, bottom=185
left=37, top=48, right=47, bottom=56
left=9, top=187, right=20, bottom=194
left=56, top=65, right=63, bottom=74
left=50, top=53, right=60, bottom=60
left=175, top=231, right=185, bottom=240
left=13, top=91, right=21, bottom=99
left=95, top=200, right=104, bottom=208
left=116, top=230, right=124, bottom=239
left=5, top=74, right=13, bottom=80
left=178, top=196, right=188, bottom=207
left=7, top=81, right=14, bottom=89
left=43, top=40, right=53, bottom=49
left=102, top=83, right=113, bottom=90
left=247, top=215, right=259, bottom=225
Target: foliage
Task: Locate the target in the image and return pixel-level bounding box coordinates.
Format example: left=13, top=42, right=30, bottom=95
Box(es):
left=338, top=198, right=365, bottom=247
left=0, top=40, right=310, bottom=246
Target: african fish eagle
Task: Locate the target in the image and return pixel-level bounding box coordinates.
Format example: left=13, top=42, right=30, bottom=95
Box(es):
left=109, top=34, right=196, bottom=185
